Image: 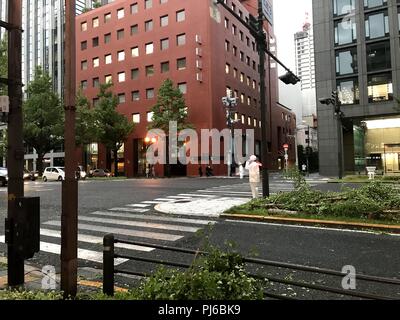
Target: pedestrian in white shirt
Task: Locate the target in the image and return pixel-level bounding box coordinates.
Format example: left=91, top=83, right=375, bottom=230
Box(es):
left=239, top=163, right=244, bottom=179
left=245, top=155, right=262, bottom=199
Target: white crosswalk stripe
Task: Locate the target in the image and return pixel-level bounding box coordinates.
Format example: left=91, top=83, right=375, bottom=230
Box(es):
left=109, top=207, right=149, bottom=213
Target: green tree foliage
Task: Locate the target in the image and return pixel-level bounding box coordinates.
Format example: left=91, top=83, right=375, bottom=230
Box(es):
left=23, top=67, right=64, bottom=175
left=75, top=89, right=97, bottom=147
left=0, top=36, right=7, bottom=95
left=94, top=83, right=134, bottom=176
left=0, top=128, right=6, bottom=159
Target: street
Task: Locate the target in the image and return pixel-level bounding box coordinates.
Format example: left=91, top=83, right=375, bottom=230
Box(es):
left=0, top=176, right=399, bottom=298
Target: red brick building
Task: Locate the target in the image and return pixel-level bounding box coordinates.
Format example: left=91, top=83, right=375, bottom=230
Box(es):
left=75, top=0, right=296, bottom=177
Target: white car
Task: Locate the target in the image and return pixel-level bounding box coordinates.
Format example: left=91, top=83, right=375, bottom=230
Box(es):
left=0, top=167, right=8, bottom=187
left=43, top=167, right=65, bottom=182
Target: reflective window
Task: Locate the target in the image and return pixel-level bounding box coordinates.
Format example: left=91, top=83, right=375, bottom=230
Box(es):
left=336, top=47, right=358, bottom=75
left=337, top=78, right=360, bottom=105
left=364, top=0, right=387, bottom=9
left=368, top=73, right=393, bottom=102
left=335, top=19, right=357, bottom=45
left=366, top=41, right=391, bottom=72
left=365, top=11, right=389, bottom=40
left=333, top=0, right=355, bottom=16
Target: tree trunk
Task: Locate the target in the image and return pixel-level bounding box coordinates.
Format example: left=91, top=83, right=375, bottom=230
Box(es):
left=37, top=154, right=44, bottom=176
left=113, top=148, right=118, bottom=177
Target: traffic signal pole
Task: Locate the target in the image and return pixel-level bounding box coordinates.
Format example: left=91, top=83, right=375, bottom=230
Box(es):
left=6, top=0, right=24, bottom=287
left=61, top=0, right=78, bottom=298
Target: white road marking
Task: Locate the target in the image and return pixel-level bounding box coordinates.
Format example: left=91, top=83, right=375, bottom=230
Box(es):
left=0, top=236, right=127, bottom=265
left=197, top=190, right=253, bottom=194
left=89, top=210, right=215, bottom=225
left=109, top=207, right=149, bottom=213
left=126, top=204, right=151, bottom=208
left=43, top=221, right=184, bottom=241
left=39, top=229, right=154, bottom=252
left=166, top=196, right=193, bottom=199
left=178, top=194, right=216, bottom=198
left=142, top=201, right=165, bottom=204
left=154, top=198, right=176, bottom=202
left=77, top=216, right=200, bottom=233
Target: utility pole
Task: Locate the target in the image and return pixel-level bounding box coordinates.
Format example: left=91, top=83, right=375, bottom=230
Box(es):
left=6, top=0, right=24, bottom=287
left=222, top=96, right=238, bottom=177
left=61, top=0, right=78, bottom=298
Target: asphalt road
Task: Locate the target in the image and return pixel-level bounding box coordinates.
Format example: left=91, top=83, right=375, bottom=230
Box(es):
left=0, top=176, right=399, bottom=299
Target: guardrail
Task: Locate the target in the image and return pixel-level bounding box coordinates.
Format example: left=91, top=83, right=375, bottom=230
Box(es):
left=103, top=234, right=400, bottom=300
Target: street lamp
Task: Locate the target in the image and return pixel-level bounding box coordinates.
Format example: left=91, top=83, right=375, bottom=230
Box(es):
left=319, top=91, right=344, bottom=179
left=222, top=96, right=238, bottom=176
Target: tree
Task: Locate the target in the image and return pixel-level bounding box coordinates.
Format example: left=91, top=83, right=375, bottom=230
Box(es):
left=94, top=83, right=134, bottom=176
left=0, top=128, right=6, bottom=159
left=0, top=36, right=7, bottom=95
left=75, top=89, right=98, bottom=147
left=148, top=79, right=193, bottom=176
left=23, top=67, right=64, bottom=175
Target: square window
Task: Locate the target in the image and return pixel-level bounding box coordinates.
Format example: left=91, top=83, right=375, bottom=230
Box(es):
left=93, top=58, right=99, bottom=68
left=118, top=93, right=126, bottom=104
left=132, top=91, right=140, bottom=101
left=160, top=15, right=169, bottom=27
left=104, top=33, right=111, bottom=43
left=145, top=42, right=154, bottom=54
left=105, top=75, right=112, bottom=83
left=161, top=38, right=169, bottom=50
left=131, top=24, right=138, bottom=35
left=147, top=111, right=154, bottom=122
left=178, top=83, right=187, bottom=94
left=81, top=80, right=88, bottom=90
left=105, top=54, right=112, bottom=64
left=81, top=41, right=87, bottom=50
left=131, top=68, right=139, bottom=80
left=81, top=22, right=87, bottom=31
left=118, top=72, right=126, bottom=83
left=118, top=50, right=125, bottom=61
left=104, top=13, right=111, bottom=23
left=177, top=33, right=186, bottom=46
left=132, top=113, right=140, bottom=123
left=145, top=0, right=153, bottom=9
left=146, top=65, right=154, bottom=77
left=93, top=78, right=100, bottom=88
left=161, top=61, right=170, bottom=73
left=117, top=29, right=124, bottom=40
left=146, top=89, right=155, bottom=99
left=131, top=3, right=138, bottom=14
left=131, top=47, right=139, bottom=57
left=117, top=8, right=125, bottom=19
left=92, top=17, right=99, bottom=28
left=92, top=37, right=99, bottom=47
left=145, top=20, right=153, bottom=31
left=177, top=57, right=186, bottom=70
left=176, top=10, right=185, bottom=22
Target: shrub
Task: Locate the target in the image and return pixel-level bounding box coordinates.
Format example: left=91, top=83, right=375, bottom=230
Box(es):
left=0, top=289, right=63, bottom=300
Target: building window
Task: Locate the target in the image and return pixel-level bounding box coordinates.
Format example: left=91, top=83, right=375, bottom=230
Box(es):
left=365, top=11, right=389, bottom=40
left=145, top=65, right=154, bottom=77
left=81, top=22, right=87, bottom=31
left=131, top=68, right=139, bottom=80
left=337, top=77, right=359, bottom=105
left=334, top=19, right=357, bottom=46
left=176, top=33, right=186, bottom=46
left=131, top=24, right=139, bottom=35
left=132, top=91, right=140, bottom=101
left=335, top=47, right=358, bottom=75
left=333, top=0, right=355, bottom=16
left=232, top=24, right=237, bottom=35
left=253, top=80, right=256, bottom=90
left=364, top=0, right=387, bottom=9
left=118, top=50, right=125, bottom=61
left=131, top=3, right=138, bottom=14
left=160, top=15, right=169, bottom=27
left=161, top=61, right=170, bottom=73
left=145, top=42, right=154, bottom=54
left=366, top=41, right=391, bottom=72
left=240, top=93, right=245, bottom=103
left=247, top=76, right=251, bottom=86
left=146, top=89, right=155, bottom=99
left=117, top=29, right=124, bottom=40
left=367, top=73, right=393, bottom=102
left=92, top=37, right=99, bottom=47
left=147, top=111, right=154, bottom=122
left=145, top=0, right=153, bottom=9
left=160, top=38, right=169, bottom=50
left=92, top=17, right=99, bottom=28
left=104, top=13, right=111, bottom=23
left=176, top=10, right=185, bottom=22
left=81, top=80, right=88, bottom=90
left=105, top=54, right=112, bottom=65
left=240, top=73, right=244, bottom=83
left=118, top=93, right=126, bottom=104
left=233, top=46, right=237, bottom=56
left=225, top=63, right=230, bottom=74
left=145, top=20, right=153, bottom=32
left=117, top=8, right=125, bottom=19
left=225, top=40, right=230, bottom=52
left=132, top=113, right=140, bottom=123
left=177, top=57, right=186, bottom=70
left=104, top=33, right=111, bottom=43
left=225, top=18, right=229, bottom=29
left=178, top=83, right=187, bottom=94
left=81, top=41, right=87, bottom=50
left=131, top=47, right=139, bottom=57
left=93, top=98, right=99, bottom=107
left=105, top=75, right=112, bottom=84
left=233, top=68, right=237, bottom=78
left=93, top=77, right=100, bottom=88
left=118, top=72, right=126, bottom=83
left=247, top=97, right=251, bottom=106
left=93, top=57, right=100, bottom=68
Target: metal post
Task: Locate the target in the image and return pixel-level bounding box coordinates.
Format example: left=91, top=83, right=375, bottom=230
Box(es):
left=337, top=115, right=343, bottom=180
left=103, top=234, right=115, bottom=296
left=61, top=0, right=78, bottom=298
left=257, top=1, right=270, bottom=198
left=306, top=125, right=310, bottom=176
left=6, top=0, right=24, bottom=287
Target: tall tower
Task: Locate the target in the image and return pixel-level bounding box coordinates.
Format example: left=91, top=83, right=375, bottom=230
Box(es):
left=294, top=12, right=316, bottom=118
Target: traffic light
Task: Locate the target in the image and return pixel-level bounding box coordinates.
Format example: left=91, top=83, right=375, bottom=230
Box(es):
left=248, top=14, right=259, bottom=36
left=279, top=72, right=300, bottom=85
left=332, top=90, right=341, bottom=114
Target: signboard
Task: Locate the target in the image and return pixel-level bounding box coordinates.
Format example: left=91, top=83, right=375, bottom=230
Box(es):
left=261, top=0, right=274, bottom=25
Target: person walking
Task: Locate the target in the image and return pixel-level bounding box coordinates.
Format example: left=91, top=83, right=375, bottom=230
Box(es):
left=245, top=155, right=262, bottom=199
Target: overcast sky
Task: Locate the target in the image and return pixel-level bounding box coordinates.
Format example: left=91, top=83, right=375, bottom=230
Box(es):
left=274, top=0, right=313, bottom=72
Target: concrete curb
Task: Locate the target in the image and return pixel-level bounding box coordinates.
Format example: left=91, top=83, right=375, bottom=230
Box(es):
left=220, top=213, right=400, bottom=234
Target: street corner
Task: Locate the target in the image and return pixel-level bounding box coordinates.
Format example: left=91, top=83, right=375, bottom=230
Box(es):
left=154, top=197, right=249, bottom=217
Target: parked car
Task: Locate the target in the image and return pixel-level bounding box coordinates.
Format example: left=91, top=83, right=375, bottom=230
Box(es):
left=0, top=167, right=8, bottom=187
left=24, top=168, right=38, bottom=181
left=43, top=167, right=65, bottom=182
left=91, top=168, right=112, bottom=178
left=75, top=165, right=87, bottom=180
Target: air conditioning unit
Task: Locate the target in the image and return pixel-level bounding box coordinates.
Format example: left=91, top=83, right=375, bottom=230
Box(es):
left=195, top=34, right=202, bottom=44
left=196, top=60, right=203, bottom=69
left=196, top=72, right=203, bottom=82
left=195, top=47, right=202, bottom=56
